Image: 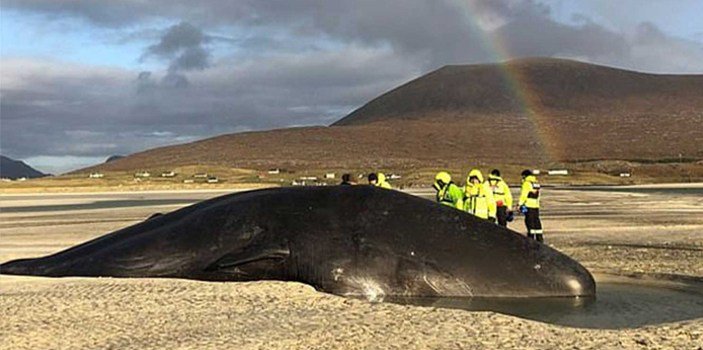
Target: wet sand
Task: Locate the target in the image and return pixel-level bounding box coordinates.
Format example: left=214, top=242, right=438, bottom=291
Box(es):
left=1, top=186, right=702, bottom=349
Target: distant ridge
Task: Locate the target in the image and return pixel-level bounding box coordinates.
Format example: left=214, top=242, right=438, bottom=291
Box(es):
left=334, top=57, right=703, bottom=125
left=0, top=155, right=46, bottom=179
left=80, top=58, right=703, bottom=174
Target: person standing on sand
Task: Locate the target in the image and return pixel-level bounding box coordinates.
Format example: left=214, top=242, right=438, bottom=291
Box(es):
left=487, top=169, right=513, bottom=227
left=463, top=169, right=497, bottom=223
left=340, top=173, right=353, bottom=185
left=433, top=171, right=464, bottom=210
left=517, top=169, right=543, bottom=242
left=368, top=172, right=392, bottom=189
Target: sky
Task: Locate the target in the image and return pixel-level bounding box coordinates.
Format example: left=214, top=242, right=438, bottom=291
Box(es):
left=1, top=0, right=702, bottom=174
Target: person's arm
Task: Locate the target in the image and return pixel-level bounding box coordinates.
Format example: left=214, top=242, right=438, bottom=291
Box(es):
left=503, top=181, right=513, bottom=208
left=518, top=181, right=529, bottom=207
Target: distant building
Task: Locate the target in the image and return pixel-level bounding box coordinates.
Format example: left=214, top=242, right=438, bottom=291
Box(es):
left=89, top=172, right=104, bottom=178
left=193, top=173, right=208, bottom=178
left=299, top=176, right=318, bottom=181
left=161, top=171, right=176, bottom=178
left=531, top=169, right=541, bottom=175
left=619, top=173, right=632, bottom=178
left=183, top=179, right=195, bottom=184
left=324, top=173, right=336, bottom=179
left=207, top=176, right=219, bottom=183
left=388, top=174, right=402, bottom=180
left=134, top=171, right=150, bottom=178
left=547, top=169, right=569, bottom=176
left=268, top=169, right=281, bottom=175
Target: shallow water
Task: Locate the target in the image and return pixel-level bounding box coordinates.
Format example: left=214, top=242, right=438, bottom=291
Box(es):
left=387, top=276, right=703, bottom=329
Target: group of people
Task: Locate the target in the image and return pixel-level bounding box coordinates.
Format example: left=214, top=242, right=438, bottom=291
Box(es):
left=338, top=169, right=543, bottom=242
left=339, top=172, right=392, bottom=189
left=433, top=169, right=543, bottom=242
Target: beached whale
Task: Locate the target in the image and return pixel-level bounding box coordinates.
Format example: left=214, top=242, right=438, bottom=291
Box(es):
left=0, top=186, right=595, bottom=298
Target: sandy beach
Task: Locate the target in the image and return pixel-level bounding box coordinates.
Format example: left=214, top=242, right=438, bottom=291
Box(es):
left=1, top=186, right=702, bottom=349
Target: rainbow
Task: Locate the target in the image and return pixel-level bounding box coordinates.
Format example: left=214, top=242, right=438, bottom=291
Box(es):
left=456, top=1, right=563, bottom=162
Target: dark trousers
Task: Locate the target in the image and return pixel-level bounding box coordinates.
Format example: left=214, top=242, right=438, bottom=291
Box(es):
left=496, top=206, right=508, bottom=227
left=525, top=208, right=543, bottom=242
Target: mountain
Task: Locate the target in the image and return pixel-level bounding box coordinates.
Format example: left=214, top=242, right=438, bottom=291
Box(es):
left=0, top=155, right=46, bottom=180
left=80, top=58, right=703, bottom=175
left=334, top=57, right=703, bottom=126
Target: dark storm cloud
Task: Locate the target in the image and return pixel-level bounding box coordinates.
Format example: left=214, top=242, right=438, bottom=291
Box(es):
left=143, top=22, right=211, bottom=71
left=5, top=0, right=702, bottom=71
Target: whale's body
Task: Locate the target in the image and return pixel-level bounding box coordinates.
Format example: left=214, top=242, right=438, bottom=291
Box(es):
left=0, top=186, right=595, bottom=298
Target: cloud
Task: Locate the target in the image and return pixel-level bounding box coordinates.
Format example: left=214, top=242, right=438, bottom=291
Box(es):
left=143, top=22, right=211, bottom=72
left=0, top=48, right=418, bottom=172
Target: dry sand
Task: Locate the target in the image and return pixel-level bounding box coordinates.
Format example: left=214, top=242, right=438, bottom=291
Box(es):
left=1, top=186, right=702, bottom=349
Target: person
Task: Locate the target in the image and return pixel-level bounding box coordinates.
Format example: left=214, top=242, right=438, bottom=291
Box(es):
left=487, top=169, right=513, bottom=227
left=433, top=171, right=464, bottom=210
left=340, top=173, right=353, bottom=185
left=377, top=173, right=392, bottom=189
left=367, top=173, right=378, bottom=185
left=463, top=169, right=497, bottom=222
left=517, top=169, right=543, bottom=242
left=368, top=172, right=392, bottom=189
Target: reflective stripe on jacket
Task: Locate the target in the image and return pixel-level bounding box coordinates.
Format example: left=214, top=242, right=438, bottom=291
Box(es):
left=463, top=182, right=497, bottom=219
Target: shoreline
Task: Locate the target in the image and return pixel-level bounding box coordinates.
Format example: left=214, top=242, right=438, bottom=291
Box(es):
left=2, top=182, right=702, bottom=196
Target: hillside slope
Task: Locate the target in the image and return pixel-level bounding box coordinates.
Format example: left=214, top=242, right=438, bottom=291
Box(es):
left=334, top=57, right=703, bottom=125
left=0, top=156, right=46, bottom=179
left=83, top=58, right=703, bottom=174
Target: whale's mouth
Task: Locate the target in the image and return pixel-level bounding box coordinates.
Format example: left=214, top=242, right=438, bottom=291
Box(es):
left=384, top=274, right=703, bottom=329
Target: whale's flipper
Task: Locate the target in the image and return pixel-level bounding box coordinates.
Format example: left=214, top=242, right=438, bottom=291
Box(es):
left=205, top=241, right=291, bottom=281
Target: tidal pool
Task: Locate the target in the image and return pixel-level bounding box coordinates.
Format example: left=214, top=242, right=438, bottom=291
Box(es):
left=386, top=275, right=703, bottom=329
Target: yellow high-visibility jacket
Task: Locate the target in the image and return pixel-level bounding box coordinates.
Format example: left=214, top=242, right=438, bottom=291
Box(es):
left=463, top=170, right=496, bottom=219
left=487, top=175, right=513, bottom=208
left=376, top=173, right=392, bottom=189
left=519, top=175, right=541, bottom=209
left=436, top=182, right=464, bottom=210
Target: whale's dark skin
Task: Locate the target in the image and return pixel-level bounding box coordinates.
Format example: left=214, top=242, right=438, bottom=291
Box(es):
left=0, top=186, right=595, bottom=298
